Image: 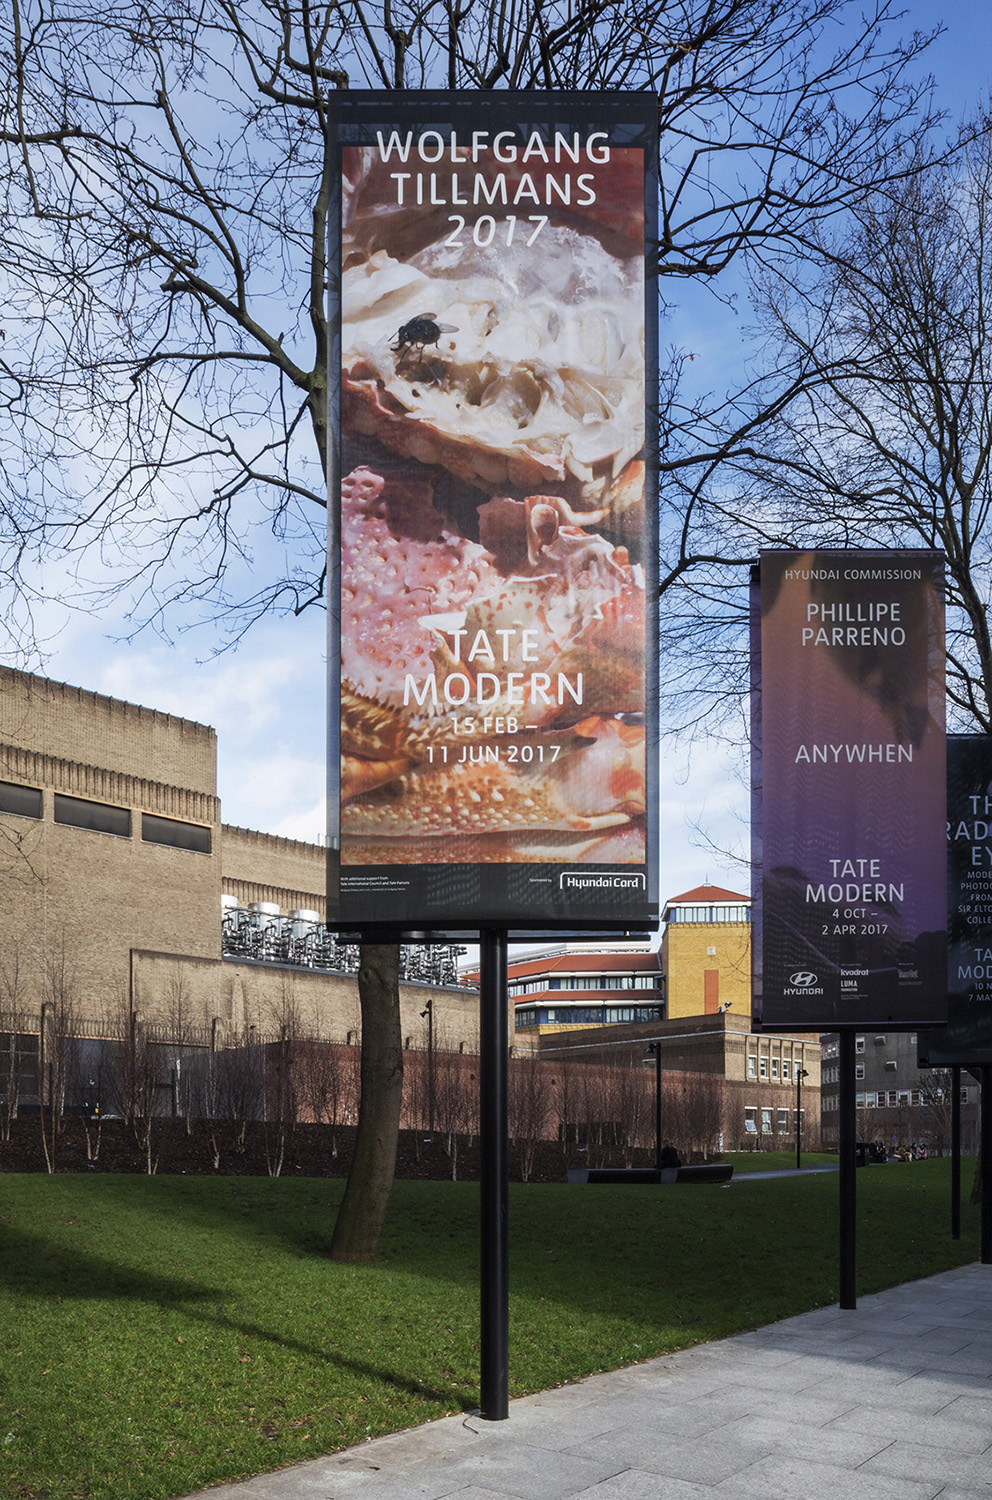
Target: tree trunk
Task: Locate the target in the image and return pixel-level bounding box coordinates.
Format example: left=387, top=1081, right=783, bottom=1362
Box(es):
left=329, top=943, right=403, bottom=1262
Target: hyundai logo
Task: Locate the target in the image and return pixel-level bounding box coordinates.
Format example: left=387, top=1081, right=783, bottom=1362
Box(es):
left=789, top=971, right=819, bottom=987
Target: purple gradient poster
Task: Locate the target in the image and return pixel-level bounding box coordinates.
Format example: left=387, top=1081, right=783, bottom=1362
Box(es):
left=753, top=549, right=947, bottom=1029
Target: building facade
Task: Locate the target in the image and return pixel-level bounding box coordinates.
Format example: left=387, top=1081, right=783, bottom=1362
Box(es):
left=506, top=944, right=664, bottom=1036
left=661, top=885, right=752, bottom=1018
left=502, top=894, right=820, bottom=1153
left=0, top=667, right=478, bottom=1074
left=820, top=1030, right=979, bottom=1153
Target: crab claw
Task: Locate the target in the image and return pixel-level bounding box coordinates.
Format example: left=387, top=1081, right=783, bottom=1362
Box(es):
left=341, top=754, right=413, bottom=804
left=554, top=716, right=646, bottom=817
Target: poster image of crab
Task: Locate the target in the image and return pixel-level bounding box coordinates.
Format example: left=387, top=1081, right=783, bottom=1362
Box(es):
left=331, top=94, right=659, bottom=929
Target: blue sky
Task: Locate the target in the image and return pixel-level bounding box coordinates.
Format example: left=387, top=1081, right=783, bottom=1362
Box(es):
left=28, top=1, right=992, bottom=910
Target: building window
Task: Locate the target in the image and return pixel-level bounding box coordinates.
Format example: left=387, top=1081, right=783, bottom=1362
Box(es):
left=759, top=1057, right=768, bottom=1079
left=0, top=780, right=42, bottom=819
left=777, top=1109, right=789, bottom=1133
left=761, top=1108, right=772, bottom=1134
left=141, top=813, right=212, bottom=854
left=747, top=1055, right=756, bottom=1079
left=855, top=1063, right=865, bottom=1080
left=771, top=1057, right=779, bottom=1079
left=855, top=1036, right=865, bottom=1053
left=744, top=1107, right=757, bottom=1133
left=54, top=793, right=130, bottom=838
left=782, top=1060, right=791, bottom=1081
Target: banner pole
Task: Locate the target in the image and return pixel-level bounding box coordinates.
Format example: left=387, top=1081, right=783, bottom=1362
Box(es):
left=951, top=1064, right=961, bottom=1242
left=982, top=1066, right=992, bottom=1266
left=480, top=927, right=509, bottom=1420
left=839, top=1029, right=857, bottom=1309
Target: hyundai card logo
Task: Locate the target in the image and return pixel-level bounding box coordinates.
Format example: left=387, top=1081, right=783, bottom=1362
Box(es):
left=559, top=871, right=646, bottom=890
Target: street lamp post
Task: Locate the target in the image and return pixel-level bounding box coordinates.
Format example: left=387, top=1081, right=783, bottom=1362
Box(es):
left=796, top=1066, right=809, bottom=1169
left=646, top=1003, right=666, bottom=1170
left=420, top=999, right=435, bottom=1134
left=646, top=1040, right=662, bottom=1169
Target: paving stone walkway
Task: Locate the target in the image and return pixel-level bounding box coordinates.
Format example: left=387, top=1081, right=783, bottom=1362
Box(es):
left=178, top=1262, right=992, bottom=1500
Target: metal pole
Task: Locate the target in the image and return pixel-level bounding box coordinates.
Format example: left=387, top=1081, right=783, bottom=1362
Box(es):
left=428, top=1000, right=435, bottom=1134
left=795, top=1067, right=808, bottom=1171
left=982, top=1066, right=992, bottom=1266
left=838, top=1030, right=857, bottom=1309
left=479, top=928, right=509, bottom=1420
left=951, top=1064, right=961, bottom=1242
left=653, top=1042, right=662, bottom=1169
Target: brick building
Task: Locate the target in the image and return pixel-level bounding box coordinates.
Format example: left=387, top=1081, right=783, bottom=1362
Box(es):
left=820, top=1030, right=979, bottom=1153
left=504, top=894, right=820, bottom=1153
left=661, top=884, right=752, bottom=1018
left=0, top=666, right=477, bottom=1062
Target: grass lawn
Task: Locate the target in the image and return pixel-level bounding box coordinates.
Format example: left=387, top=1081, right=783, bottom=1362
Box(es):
left=0, top=1162, right=980, bottom=1500
left=728, top=1150, right=838, bottom=1173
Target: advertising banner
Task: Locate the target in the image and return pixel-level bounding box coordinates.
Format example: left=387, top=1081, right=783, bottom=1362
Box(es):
left=919, top=735, right=992, bottom=1066
left=753, top=549, right=947, bottom=1028
left=326, top=93, right=658, bottom=932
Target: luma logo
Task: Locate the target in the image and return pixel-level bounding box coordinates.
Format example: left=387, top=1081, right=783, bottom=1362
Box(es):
left=789, top=971, right=819, bottom=987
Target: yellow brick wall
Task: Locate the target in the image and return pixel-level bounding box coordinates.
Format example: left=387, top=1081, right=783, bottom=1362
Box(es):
left=0, top=667, right=216, bottom=793
left=662, top=919, right=751, bottom=1019
left=130, top=950, right=480, bottom=1050
left=221, top=826, right=326, bottom=917
left=0, top=666, right=480, bottom=1050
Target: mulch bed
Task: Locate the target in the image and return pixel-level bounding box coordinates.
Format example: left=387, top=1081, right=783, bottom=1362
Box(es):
left=0, top=1117, right=658, bottom=1182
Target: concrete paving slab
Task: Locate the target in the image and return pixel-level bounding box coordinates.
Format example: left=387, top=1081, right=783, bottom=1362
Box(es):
left=859, top=1437, right=992, bottom=1488
left=712, top=1413, right=892, bottom=1469
left=714, top=1451, right=942, bottom=1500
left=174, top=1262, right=992, bottom=1500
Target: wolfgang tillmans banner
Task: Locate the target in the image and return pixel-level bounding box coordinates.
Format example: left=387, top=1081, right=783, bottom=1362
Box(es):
left=327, top=92, right=658, bottom=931
left=919, top=735, right=992, bottom=1066
left=753, top=549, right=947, bottom=1028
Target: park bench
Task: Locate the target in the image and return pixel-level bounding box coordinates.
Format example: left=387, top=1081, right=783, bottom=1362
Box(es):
left=566, top=1163, right=733, bottom=1185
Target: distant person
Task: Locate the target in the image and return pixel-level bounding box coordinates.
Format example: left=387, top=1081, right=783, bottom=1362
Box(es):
left=660, top=1145, right=681, bottom=1169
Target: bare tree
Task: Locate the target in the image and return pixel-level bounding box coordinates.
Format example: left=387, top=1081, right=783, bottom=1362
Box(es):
left=508, top=1050, right=552, bottom=1182
left=297, top=1038, right=350, bottom=1154
left=0, top=0, right=946, bottom=1253
left=433, top=1042, right=477, bottom=1181
left=38, top=939, right=83, bottom=1173
left=262, top=981, right=301, bottom=1176
left=550, top=1058, right=582, bottom=1170
left=103, top=991, right=167, bottom=1173
left=0, top=942, right=29, bottom=1142
left=164, top=963, right=200, bottom=1132
left=917, top=1068, right=955, bottom=1152
left=736, top=117, right=992, bottom=730
left=216, top=1020, right=266, bottom=1150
